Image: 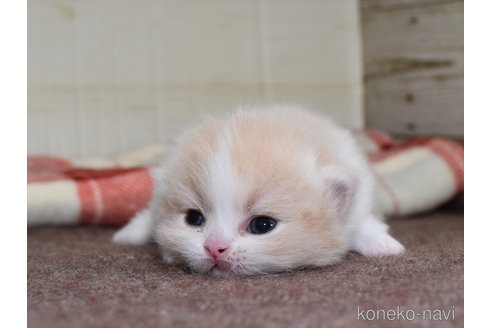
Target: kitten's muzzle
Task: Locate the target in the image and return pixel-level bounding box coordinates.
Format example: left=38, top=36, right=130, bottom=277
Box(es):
left=204, top=244, right=228, bottom=260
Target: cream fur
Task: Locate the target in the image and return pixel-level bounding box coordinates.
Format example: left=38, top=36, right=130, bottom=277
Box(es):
left=114, top=105, right=404, bottom=275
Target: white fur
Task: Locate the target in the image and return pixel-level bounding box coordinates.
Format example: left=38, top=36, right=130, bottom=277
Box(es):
left=112, top=209, right=154, bottom=245
left=206, top=134, right=241, bottom=240
left=114, top=105, right=405, bottom=274
left=352, top=215, right=405, bottom=256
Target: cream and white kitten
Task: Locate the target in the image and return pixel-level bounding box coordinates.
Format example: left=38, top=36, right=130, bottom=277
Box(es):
left=113, top=106, right=404, bottom=275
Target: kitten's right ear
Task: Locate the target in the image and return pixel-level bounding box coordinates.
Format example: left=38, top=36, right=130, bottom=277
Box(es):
left=321, top=166, right=355, bottom=218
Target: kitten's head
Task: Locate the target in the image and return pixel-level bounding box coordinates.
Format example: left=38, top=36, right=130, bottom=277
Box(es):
left=152, top=112, right=353, bottom=275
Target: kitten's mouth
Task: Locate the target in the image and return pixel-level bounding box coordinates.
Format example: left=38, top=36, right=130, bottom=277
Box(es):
left=212, top=259, right=231, bottom=271
left=210, top=262, right=233, bottom=277
left=189, top=258, right=236, bottom=275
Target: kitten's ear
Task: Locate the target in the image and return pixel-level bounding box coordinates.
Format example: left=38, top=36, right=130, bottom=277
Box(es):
left=321, top=166, right=354, bottom=218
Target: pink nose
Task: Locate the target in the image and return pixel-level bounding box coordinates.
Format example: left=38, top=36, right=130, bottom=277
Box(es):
left=204, top=240, right=229, bottom=259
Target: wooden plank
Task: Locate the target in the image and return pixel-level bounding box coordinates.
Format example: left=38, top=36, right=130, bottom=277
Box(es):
left=361, top=1, right=463, bottom=137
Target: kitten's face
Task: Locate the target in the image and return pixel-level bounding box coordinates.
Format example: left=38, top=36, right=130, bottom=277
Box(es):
left=152, top=117, right=350, bottom=275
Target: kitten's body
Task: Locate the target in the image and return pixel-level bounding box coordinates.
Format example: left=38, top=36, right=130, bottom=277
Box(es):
left=114, top=106, right=404, bottom=275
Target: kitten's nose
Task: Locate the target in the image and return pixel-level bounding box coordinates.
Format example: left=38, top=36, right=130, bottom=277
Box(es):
left=204, top=239, right=229, bottom=259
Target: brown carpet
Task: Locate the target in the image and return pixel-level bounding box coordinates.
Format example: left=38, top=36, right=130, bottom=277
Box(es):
left=28, top=212, right=463, bottom=328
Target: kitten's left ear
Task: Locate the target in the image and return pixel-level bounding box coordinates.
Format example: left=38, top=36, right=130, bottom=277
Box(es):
left=321, top=166, right=355, bottom=218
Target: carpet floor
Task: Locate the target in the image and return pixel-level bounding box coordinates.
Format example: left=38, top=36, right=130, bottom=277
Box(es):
left=28, top=212, right=463, bottom=328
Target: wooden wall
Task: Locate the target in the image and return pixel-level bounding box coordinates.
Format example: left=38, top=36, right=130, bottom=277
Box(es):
left=28, top=0, right=363, bottom=157
left=361, top=0, right=463, bottom=138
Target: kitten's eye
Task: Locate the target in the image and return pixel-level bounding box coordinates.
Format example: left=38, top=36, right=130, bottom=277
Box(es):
left=185, top=209, right=205, bottom=227
left=248, top=216, right=277, bottom=234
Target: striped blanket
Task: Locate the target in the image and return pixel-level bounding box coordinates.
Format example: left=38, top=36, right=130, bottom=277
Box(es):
left=27, top=130, right=463, bottom=227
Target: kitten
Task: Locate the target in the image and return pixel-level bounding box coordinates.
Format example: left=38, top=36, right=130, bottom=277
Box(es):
left=113, top=105, right=404, bottom=275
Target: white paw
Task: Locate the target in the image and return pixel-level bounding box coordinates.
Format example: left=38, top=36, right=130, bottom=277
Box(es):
left=354, top=233, right=405, bottom=257
left=113, top=225, right=149, bottom=245
left=112, top=209, right=154, bottom=245
left=352, top=215, right=405, bottom=257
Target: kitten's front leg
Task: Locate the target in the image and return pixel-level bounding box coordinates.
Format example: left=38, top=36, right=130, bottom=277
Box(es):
left=113, top=208, right=154, bottom=245
left=352, top=214, right=405, bottom=257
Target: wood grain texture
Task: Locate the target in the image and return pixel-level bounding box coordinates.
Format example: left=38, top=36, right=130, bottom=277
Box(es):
left=28, top=0, right=363, bottom=157
left=361, top=0, right=462, bottom=13
left=361, top=0, right=463, bottom=137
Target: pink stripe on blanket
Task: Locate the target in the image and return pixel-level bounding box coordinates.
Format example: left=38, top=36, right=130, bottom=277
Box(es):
left=79, top=179, right=103, bottom=224
left=72, top=168, right=153, bottom=226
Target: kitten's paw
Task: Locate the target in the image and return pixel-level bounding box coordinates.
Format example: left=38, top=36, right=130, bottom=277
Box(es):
left=112, top=209, right=154, bottom=245
left=353, top=215, right=405, bottom=257
left=354, top=232, right=405, bottom=257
